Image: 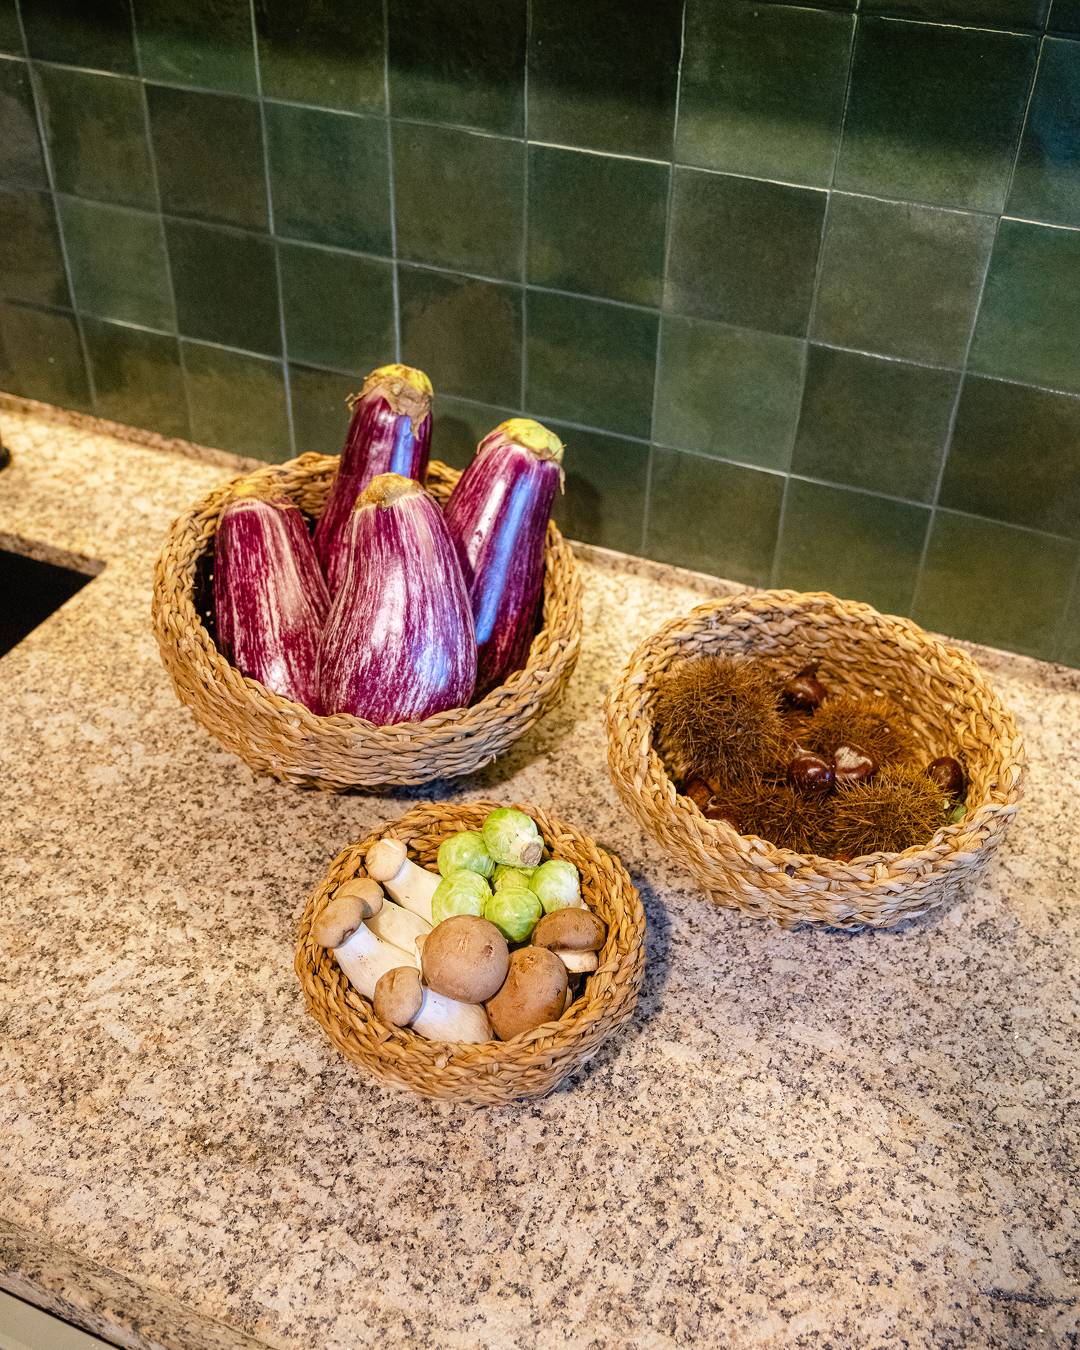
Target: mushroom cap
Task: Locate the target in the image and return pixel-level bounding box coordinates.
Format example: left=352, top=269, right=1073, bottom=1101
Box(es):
left=366, top=837, right=408, bottom=883
left=531, top=907, right=606, bottom=953
left=312, top=892, right=374, bottom=949
left=421, top=915, right=509, bottom=1003
left=485, top=946, right=568, bottom=1041
left=373, top=966, right=424, bottom=1026
left=335, top=877, right=385, bottom=918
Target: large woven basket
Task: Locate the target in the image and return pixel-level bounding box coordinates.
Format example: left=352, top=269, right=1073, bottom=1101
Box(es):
left=295, top=800, right=646, bottom=1105
left=606, top=590, right=1025, bottom=930
left=152, top=455, right=582, bottom=789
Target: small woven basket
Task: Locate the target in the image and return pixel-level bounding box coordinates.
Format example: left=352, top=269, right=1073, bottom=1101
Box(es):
left=151, top=455, right=582, bottom=789
left=295, top=800, right=646, bottom=1105
left=606, top=590, right=1025, bottom=930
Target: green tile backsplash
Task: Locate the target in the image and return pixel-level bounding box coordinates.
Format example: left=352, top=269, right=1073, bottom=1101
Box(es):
left=1, top=0, right=1078, bottom=667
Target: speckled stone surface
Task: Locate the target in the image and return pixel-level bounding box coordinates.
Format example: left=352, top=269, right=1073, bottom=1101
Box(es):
left=1, top=400, right=1078, bottom=1349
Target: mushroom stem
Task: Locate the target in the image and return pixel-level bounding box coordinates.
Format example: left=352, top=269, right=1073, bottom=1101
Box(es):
left=555, top=949, right=599, bottom=974
left=366, top=896, right=432, bottom=951
left=366, top=839, right=440, bottom=922
left=328, top=919, right=419, bottom=1001
left=412, top=987, right=492, bottom=1043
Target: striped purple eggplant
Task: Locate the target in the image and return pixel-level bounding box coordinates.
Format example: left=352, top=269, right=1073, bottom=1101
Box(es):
left=314, top=363, right=433, bottom=594
left=213, top=482, right=330, bottom=712
left=317, top=474, right=476, bottom=723
left=442, top=418, right=564, bottom=698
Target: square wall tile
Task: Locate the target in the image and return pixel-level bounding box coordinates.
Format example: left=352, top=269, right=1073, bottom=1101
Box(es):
left=393, top=123, right=524, bottom=280
left=654, top=315, right=804, bottom=472
left=279, top=242, right=394, bottom=374
left=665, top=168, right=826, bottom=337
left=166, top=218, right=281, bottom=355
left=775, top=479, right=929, bottom=615
left=528, top=0, right=682, bottom=159
left=863, top=0, right=1049, bottom=25
left=939, top=376, right=1080, bottom=538
left=1008, top=40, right=1080, bottom=229
left=969, top=218, right=1080, bottom=395
left=0, top=3, right=21, bottom=52
left=1050, top=0, right=1080, bottom=31
left=135, top=0, right=256, bottom=93
left=398, top=266, right=521, bottom=407
left=645, top=449, right=784, bottom=584
left=21, top=0, right=136, bottom=72
left=0, top=58, right=47, bottom=189
left=148, top=85, right=267, bottom=231
left=812, top=194, right=995, bottom=366
left=550, top=423, right=650, bottom=554
left=914, top=510, right=1075, bottom=659
left=430, top=394, right=514, bottom=470
left=1057, top=574, right=1080, bottom=667
left=289, top=363, right=358, bottom=455
left=836, top=19, right=1037, bottom=213
left=677, top=0, right=852, bottom=188
left=34, top=65, right=155, bottom=209
left=59, top=197, right=173, bottom=330
left=527, top=145, right=668, bottom=307
left=389, top=0, right=525, bottom=136
left=255, top=0, right=385, bottom=116
left=266, top=102, right=391, bottom=255
left=792, top=345, right=958, bottom=502
left=525, top=290, right=658, bottom=439
left=182, top=339, right=290, bottom=459
left=0, top=188, right=68, bottom=306
left=0, top=300, right=90, bottom=408
left=83, top=318, right=188, bottom=437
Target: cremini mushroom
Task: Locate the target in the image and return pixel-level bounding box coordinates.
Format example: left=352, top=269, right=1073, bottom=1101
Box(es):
left=421, top=915, right=509, bottom=1003
left=485, top=946, right=568, bottom=1041
left=366, top=838, right=439, bottom=922
left=312, top=889, right=417, bottom=1000
left=531, top=908, right=605, bottom=974
left=373, top=965, right=492, bottom=1043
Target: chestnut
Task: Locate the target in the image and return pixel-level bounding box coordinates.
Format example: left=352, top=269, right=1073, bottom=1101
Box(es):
left=787, top=751, right=835, bottom=793
left=683, top=776, right=713, bottom=811
left=781, top=662, right=827, bottom=712
left=833, top=742, right=877, bottom=785
left=704, top=803, right=740, bottom=829
left=926, top=756, right=965, bottom=799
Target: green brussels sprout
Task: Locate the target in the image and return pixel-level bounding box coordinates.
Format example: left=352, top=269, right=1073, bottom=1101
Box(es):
left=431, top=868, right=492, bottom=925
left=483, top=885, right=542, bottom=944
left=493, top=864, right=536, bottom=890
left=481, top=807, right=544, bottom=867
left=437, top=830, right=496, bottom=879
left=531, top=858, right=581, bottom=913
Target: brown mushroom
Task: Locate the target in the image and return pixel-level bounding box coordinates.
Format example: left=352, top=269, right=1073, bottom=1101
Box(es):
left=311, top=882, right=384, bottom=948
left=421, top=915, right=509, bottom=1003
left=485, top=946, right=568, bottom=1041
left=532, top=908, right=606, bottom=953
left=373, top=966, right=424, bottom=1026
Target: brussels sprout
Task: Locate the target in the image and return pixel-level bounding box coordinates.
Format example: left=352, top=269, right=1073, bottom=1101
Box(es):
left=531, top=858, right=581, bottom=914
left=493, top=864, right=536, bottom=890
left=431, top=868, right=492, bottom=925
left=481, top=807, right=544, bottom=867
left=437, top=829, right=496, bottom=879
left=483, top=884, right=542, bottom=944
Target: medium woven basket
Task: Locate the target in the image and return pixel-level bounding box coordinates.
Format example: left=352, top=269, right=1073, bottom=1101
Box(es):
left=606, top=590, right=1025, bottom=930
left=152, top=454, right=582, bottom=789
left=295, top=800, right=646, bottom=1105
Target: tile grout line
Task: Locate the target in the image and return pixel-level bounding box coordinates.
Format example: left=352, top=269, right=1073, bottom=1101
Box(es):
left=248, top=0, right=295, bottom=456
left=1051, top=550, right=1080, bottom=663
left=130, top=5, right=194, bottom=441
left=909, top=29, right=1047, bottom=623
left=17, top=13, right=99, bottom=415
left=640, top=0, right=688, bottom=559
left=382, top=0, right=401, bottom=363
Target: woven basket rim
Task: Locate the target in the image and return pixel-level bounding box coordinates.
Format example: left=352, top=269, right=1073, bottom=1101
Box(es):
left=606, top=588, right=1026, bottom=886
left=294, top=801, right=646, bottom=1098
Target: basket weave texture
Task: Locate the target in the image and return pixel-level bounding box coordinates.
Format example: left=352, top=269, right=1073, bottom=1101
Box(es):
left=606, top=590, right=1025, bottom=931
left=152, top=454, right=582, bottom=789
left=295, top=801, right=646, bottom=1105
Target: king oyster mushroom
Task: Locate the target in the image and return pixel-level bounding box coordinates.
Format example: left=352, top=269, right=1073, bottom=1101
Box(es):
left=337, top=877, right=433, bottom=951
left=366, top=838, right=440, bottom=923
left=530, top=907, right=606, bottom=974
left=311, top=888, right=418, bottom=999
left=373, top=965, right=492, bottom=1043
left=485, top=946, right=568, bottom=1041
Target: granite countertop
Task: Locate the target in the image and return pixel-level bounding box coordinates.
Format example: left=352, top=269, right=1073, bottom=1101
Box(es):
left=1, top=398, right=1077, bottom=1350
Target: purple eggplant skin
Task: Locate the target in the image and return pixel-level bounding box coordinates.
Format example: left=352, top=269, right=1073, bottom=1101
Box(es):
left=442, top=418, right=565, bottom=698
left=317, top=474, right=477, bottom=724
left=314, top=363, right=433, bottom=594
left=213, top=483, right=330, bottom=713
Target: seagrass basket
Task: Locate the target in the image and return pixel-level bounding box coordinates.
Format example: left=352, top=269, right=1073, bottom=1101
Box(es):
left=151, top=454, right=582, bottom=789
left=295, top=800, right=646, bottom=1104
left=605, top=590, right=1025, bottom=930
